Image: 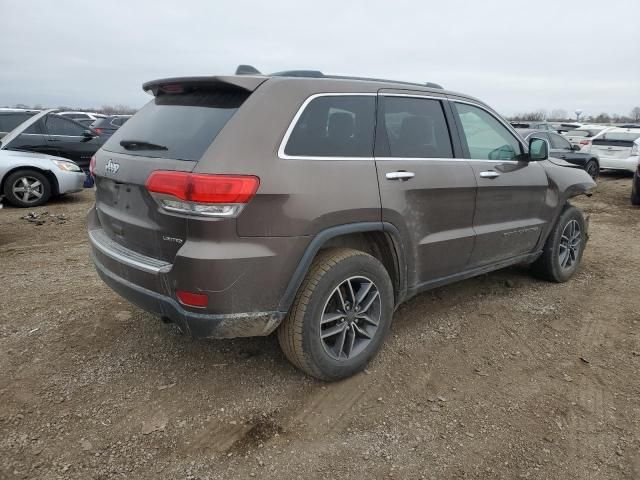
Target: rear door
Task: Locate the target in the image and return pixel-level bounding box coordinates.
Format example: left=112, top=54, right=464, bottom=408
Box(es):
left=42, top=114, right=98, bottom=166
left=375, top=91, right=477, bottom=287
left=450, top=100, right=548, bottom=267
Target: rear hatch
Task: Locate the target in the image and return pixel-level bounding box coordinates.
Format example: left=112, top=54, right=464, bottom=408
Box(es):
left=93, top=76, right=265, bottom=263
left=591, top=131, right=640, bottom=159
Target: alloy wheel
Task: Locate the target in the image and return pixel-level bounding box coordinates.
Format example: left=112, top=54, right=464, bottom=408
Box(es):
left=559, top=219, right=581, bottom=271
left=12, top=176, right=44, bottom=204
left=320, top=276, right=381, bottom=361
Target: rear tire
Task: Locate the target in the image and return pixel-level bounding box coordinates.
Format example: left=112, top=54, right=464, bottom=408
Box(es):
left=3, top=170, right=51, bottom=207
left=632, top=175, right=640, bottom=205
left=277, top=248, right=394, bottom=381
left=531, top=205, right=586, bottom=282
left=585, top=160, right=599, bottom=181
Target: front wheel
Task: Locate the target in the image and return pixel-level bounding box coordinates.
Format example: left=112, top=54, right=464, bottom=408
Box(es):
left=3, top=170, right=51, bottom=207
left=277, top=248, right=394, bottom=381
left=531, top=205, right=587, bottom=282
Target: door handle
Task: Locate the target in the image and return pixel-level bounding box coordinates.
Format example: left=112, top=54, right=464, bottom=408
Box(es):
left=479, top=171, right=500, bottom=179
left=385, top=171, right=415, bottom=181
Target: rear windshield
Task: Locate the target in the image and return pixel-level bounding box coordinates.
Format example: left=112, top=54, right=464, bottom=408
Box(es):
left=103, top=89, right=249, bottom=161
left=595, top=131, right=640, bottom=142
left=0, top=112, right=37, bottom=133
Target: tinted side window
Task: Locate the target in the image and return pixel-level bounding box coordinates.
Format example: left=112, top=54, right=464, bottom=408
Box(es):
left=0, top=113, right=35, bottom=132
left=284, top=96, right=375, bottom=157
left=454, top=103, right=522, bottom=160
left=45, top=115, right=85, bottom=136
left=549, top=133, right=571, bottom=150
left=382, top=97, right=453, bottom=158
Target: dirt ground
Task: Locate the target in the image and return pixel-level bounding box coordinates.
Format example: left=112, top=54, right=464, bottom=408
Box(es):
left=1, top=173, right=639, bottom=480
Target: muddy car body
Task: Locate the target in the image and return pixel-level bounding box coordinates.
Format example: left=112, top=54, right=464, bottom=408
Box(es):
left=88, top=69, right=595, bottom=379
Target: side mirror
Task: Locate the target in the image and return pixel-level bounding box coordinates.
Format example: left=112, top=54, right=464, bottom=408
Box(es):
left=528, top=137, right=548, bottom=161
left=571, top=144, right=581, bottom=151
left=82, top=129, right=96, bottom=138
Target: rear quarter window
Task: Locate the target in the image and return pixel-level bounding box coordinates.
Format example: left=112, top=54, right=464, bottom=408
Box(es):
left=103, top=89, right=249, bottom=161
left=283, top=95, right=376, bottom=158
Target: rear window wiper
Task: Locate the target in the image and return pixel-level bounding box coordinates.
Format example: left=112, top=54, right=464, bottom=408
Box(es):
left=119, top=140, right=168, bottom=151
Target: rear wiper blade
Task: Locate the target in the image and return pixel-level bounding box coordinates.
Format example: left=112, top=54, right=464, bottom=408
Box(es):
left=119, top=140, right=168, bottom=151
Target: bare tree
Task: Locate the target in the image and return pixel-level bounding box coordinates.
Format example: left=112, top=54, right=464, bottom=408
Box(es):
left=593, top=113, right=611, bottom=124
left=631, top=107, right=640, bottom=122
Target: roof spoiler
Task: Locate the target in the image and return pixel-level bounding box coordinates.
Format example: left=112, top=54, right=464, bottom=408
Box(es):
left=142, top=75, right=267, bottom=96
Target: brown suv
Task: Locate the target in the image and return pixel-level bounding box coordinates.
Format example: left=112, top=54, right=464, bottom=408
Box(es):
left=88, top=67, right=595, bottom=380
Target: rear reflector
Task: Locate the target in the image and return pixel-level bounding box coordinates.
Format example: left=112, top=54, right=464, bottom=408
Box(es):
left=176, top=290, right=208, bottom=308
left=146, top=171, right=259, bottom=217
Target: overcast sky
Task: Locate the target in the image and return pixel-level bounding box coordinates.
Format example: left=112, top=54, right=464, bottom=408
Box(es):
left=1, top=0, right=638, bottom=117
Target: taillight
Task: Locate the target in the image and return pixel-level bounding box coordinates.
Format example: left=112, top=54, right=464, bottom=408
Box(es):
left=145, top=171, right=260, bottom=217
left=580, top=140, right=590, bottom=145
left=176, top=290, right=208, bottom=308
left=89, top=155, right=96, bottom=177
left=94, top=127, right=103, bottom=135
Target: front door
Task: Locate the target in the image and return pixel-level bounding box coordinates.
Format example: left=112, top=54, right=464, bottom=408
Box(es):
left=375, top=92, right=477, bottom=288
left=450, top=100, right=549, bottom=267
left=43, top=114, right=98, bottom=167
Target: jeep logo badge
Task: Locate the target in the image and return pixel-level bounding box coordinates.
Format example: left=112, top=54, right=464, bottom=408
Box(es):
left=105, top=159, right=120, bottom=175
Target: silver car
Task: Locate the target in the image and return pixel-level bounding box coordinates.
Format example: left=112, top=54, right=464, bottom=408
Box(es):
left=0, top=110, right=85, bottom=207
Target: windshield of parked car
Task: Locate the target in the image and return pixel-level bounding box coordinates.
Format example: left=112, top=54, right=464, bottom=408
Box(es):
left=598, top=132, right=640, bottom=142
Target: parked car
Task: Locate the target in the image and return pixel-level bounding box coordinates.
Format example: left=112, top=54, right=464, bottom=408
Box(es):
left=510, top=121, right=553, bottom=131
left=90, top=115, right=131, bottom=137
left=632, top=164, right=640, bottom=205
left=0, top=109, right=106, bottom=169
left=0, top=111, right=85, bottom=207
left=550, top=122, right=581, bottom=133
left=0, top=110, right=39, bottom=138
left=563, top=125, right=614, bottom=148
left=88, top=67, right=595, bottom=380
left=58, top=111, right=106, bottom=127
left=517, top=129, right=600, bottom=179
left=589, top=128, right=640, bottom=172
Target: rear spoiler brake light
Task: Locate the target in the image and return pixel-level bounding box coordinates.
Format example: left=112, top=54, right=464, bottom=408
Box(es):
left=142, top=76, right=267, bottom=96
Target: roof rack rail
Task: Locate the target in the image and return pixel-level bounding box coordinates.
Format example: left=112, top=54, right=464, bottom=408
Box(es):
left=238, top=65, right=445, bottom=89
left=271, top=70, right=324, bottom=78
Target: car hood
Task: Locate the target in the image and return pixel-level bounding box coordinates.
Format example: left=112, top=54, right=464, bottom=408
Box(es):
left=0, top=148, right=78, bottom=164
left=0, top=109, right=54, bottom=150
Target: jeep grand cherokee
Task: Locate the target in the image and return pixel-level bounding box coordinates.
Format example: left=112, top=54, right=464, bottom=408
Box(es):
left=88, top=67, right=595, bottom=380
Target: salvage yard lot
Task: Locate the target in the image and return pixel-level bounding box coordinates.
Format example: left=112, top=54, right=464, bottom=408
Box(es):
left=1, top=175, right=639, bottom=479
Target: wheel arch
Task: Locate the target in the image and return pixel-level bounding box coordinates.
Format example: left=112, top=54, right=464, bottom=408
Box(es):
left=1, top=166, right=59, bottom=197
left=277, top=222, right=407, bottom=314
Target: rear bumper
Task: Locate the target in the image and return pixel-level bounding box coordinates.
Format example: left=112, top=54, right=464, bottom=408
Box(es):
left=87, top=205, right=308, bottom=338
left=92, top=252, right=284, bottom=338
left=598, top=155, right=639, bottom=172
